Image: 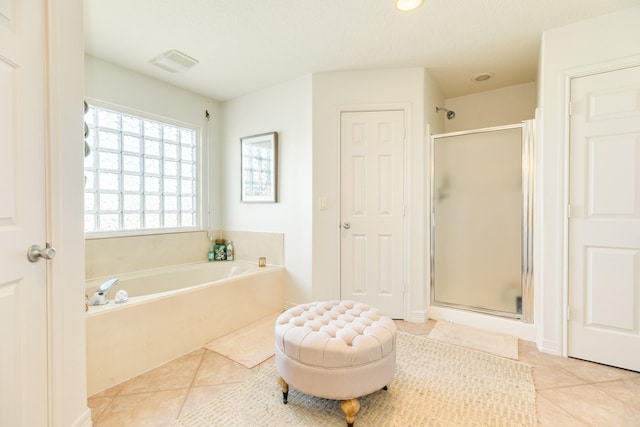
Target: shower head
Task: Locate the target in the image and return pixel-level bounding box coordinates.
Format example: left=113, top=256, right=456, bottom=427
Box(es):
left=435, top=106, right=455, bottom=120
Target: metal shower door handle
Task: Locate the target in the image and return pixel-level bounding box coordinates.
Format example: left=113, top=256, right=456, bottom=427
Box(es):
left=343, top=222, right=351, bottom=230
left=27, top=244, right=56, bottom=262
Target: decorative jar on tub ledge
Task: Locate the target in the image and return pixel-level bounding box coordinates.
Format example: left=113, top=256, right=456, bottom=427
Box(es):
left=214, top=239, right=227, bottom=261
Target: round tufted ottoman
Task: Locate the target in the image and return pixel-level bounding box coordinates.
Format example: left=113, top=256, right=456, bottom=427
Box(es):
left=275, top=300, right=397, bottom=426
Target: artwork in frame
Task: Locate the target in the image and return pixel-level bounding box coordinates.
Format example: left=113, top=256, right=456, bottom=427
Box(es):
left=241, top=132, right=278, bottom=202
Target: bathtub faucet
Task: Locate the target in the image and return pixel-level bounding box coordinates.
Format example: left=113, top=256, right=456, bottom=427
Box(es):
left=88, top=278, right=119, bottom=306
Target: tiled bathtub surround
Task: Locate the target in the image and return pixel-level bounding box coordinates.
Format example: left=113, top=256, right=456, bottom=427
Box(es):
left=85, top=231, right=210, bottom=279
left=85, top=229, right=285, bottom=395
left=86, top=265, right=285, bottom=395
left=85, top=230, right=284, bottom=279
left=220, top=230, right=284, bottom=266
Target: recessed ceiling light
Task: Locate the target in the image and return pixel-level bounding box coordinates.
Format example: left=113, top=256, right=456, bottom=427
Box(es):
left=150, top=49, right=199, bottom=73
left=395, top=0, right=424, bottom=12
left=472, top=72, right=495, bottom=82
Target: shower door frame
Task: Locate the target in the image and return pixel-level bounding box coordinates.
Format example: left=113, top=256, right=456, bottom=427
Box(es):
left=430, top=122, right=534, bottom=323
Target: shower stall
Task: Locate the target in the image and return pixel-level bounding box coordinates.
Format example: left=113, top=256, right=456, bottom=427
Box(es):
left=430, top=121, right=534, bottom=322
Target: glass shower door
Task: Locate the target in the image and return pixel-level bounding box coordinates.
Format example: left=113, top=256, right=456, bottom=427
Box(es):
left=431, top=124, right=533, bottom=319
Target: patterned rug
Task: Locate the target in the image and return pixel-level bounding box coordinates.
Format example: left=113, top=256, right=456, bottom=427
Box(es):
left=174, top=332, right=536, bottom=426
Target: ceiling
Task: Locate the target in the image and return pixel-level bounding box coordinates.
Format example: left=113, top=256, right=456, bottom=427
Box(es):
left=84, top=0, right=640, bottom=101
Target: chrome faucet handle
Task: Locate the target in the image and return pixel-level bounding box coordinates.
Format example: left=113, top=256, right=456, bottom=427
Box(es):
left=98, top=278, right=119, bottom=293
left=87, top=278, right=120, bottom=306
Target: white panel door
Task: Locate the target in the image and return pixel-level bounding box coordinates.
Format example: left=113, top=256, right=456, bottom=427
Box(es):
left=0, top=0, right=50, bottom=424
left=340, top=110, right=405, bottom=318
left=568, top=65, right=640, bottom=372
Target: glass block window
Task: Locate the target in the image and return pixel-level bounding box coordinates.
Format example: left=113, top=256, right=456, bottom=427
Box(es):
left=84, top=104, right=198, bottom=233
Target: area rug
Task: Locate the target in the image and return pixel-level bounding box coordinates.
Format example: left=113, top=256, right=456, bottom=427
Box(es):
left=428, top=321, right=519, bottom=360
left=204, top=312, right=280, bottom=368
left=175, top=332, right=536, bottom=426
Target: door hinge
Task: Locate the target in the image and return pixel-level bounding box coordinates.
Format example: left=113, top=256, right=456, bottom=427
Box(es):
left=567, top=306, right=571, bottom=321
left=567, top=204, right=571, bottom=218
left=568, top=101, right=573, bottom=116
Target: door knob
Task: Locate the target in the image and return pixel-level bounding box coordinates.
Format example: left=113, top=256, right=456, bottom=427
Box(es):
left=27, top=244, right=56, bottom=262
left=343, top=222, right=351, bottom=229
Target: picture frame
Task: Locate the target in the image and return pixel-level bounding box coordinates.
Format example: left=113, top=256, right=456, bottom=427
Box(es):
left=241, top=132, right=278, bottom=202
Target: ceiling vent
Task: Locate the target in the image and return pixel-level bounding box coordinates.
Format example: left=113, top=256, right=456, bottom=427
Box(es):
left=149, top=49, right=199, bottom=73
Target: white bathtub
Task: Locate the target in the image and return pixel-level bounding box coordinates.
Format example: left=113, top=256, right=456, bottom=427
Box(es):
left=85, top=261, right=284, bottom=395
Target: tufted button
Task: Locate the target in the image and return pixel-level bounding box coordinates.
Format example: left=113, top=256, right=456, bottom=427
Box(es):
left=320, top=324, right=338, bottom=337
left=305, top=319, right=324, bottom=331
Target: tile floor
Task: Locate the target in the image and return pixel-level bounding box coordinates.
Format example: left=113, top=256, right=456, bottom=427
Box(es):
left=88, top=320, right=640, bottom=426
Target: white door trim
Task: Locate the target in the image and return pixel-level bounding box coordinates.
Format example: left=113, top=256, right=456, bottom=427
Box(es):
left=45, top=0, right=92, bottom=425
left=559, top=55, right=640, bottom=358
left=332, top=103, right=411, bottom=320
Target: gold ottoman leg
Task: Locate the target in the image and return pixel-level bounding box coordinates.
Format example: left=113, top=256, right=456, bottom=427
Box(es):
left=340, top=398, right=360, bottom=427
left=277, top=377, right=289, bottom=404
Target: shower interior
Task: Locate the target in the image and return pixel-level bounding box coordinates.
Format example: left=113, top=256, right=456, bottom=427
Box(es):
left=430, top=122, right=534, bottom=322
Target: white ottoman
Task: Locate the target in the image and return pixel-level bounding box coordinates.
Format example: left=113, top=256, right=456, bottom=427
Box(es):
left=275, top=301, right=397, bottom=426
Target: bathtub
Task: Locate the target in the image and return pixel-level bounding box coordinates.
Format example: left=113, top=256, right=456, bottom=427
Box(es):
left=85, top=261, right=284, bottom=395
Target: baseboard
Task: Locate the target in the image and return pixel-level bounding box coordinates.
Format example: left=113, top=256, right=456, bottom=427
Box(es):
left=407, top=309, right=427, bottom=323
left=539, top=338, right=563, bottom=356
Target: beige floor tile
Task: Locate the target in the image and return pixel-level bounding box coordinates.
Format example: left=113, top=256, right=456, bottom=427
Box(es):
left=519, top=344, right=570, bottom=369
left=185, top=348, right=207, bottom=356
left=179, top=384, right=227, bottom=417
left=87, top=395, right=114, bottom=423
left=532, top=365, right=587, bottom=390
left=89, top=382, right=125, bottom=399
left=518, top=340, right=544, bottom=359
left=560, top=358, right=639, bottom=383
left=593, top=377, right=640, bottom=411
left=94, top=388, right=188, bottom=427
left=536, top=393, right=587, bottom=426
left=118, top=353, right=203, bottom=395
left=88, top=381, right=127, bottom=422
left=538, top=384, right=639, bottom=426
left=191, top=351, right=253, bottom=387
left=393, top=318, right=435, bottom=336
left=91, top=319, right=640, bottom=426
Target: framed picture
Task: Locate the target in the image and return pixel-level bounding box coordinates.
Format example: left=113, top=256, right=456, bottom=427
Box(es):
left=241, top=132, right=278, bottom=202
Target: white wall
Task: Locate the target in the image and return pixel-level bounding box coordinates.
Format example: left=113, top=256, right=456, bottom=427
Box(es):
left=444, top=82, right=537, bottom=133
left=537, top=5, right=640, bottom=355
left=84, top=55, right=221, bottom=232
left=220, top=75, right=313, bottom=306
left=425, top=73, right=446, bottom=136
left=312, top=68, right=443, bottom=320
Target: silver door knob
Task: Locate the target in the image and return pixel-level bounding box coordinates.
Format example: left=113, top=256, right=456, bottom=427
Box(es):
left=343, top=222, right=351, bottom=229
left=27, top=244, right=56, bottom=262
